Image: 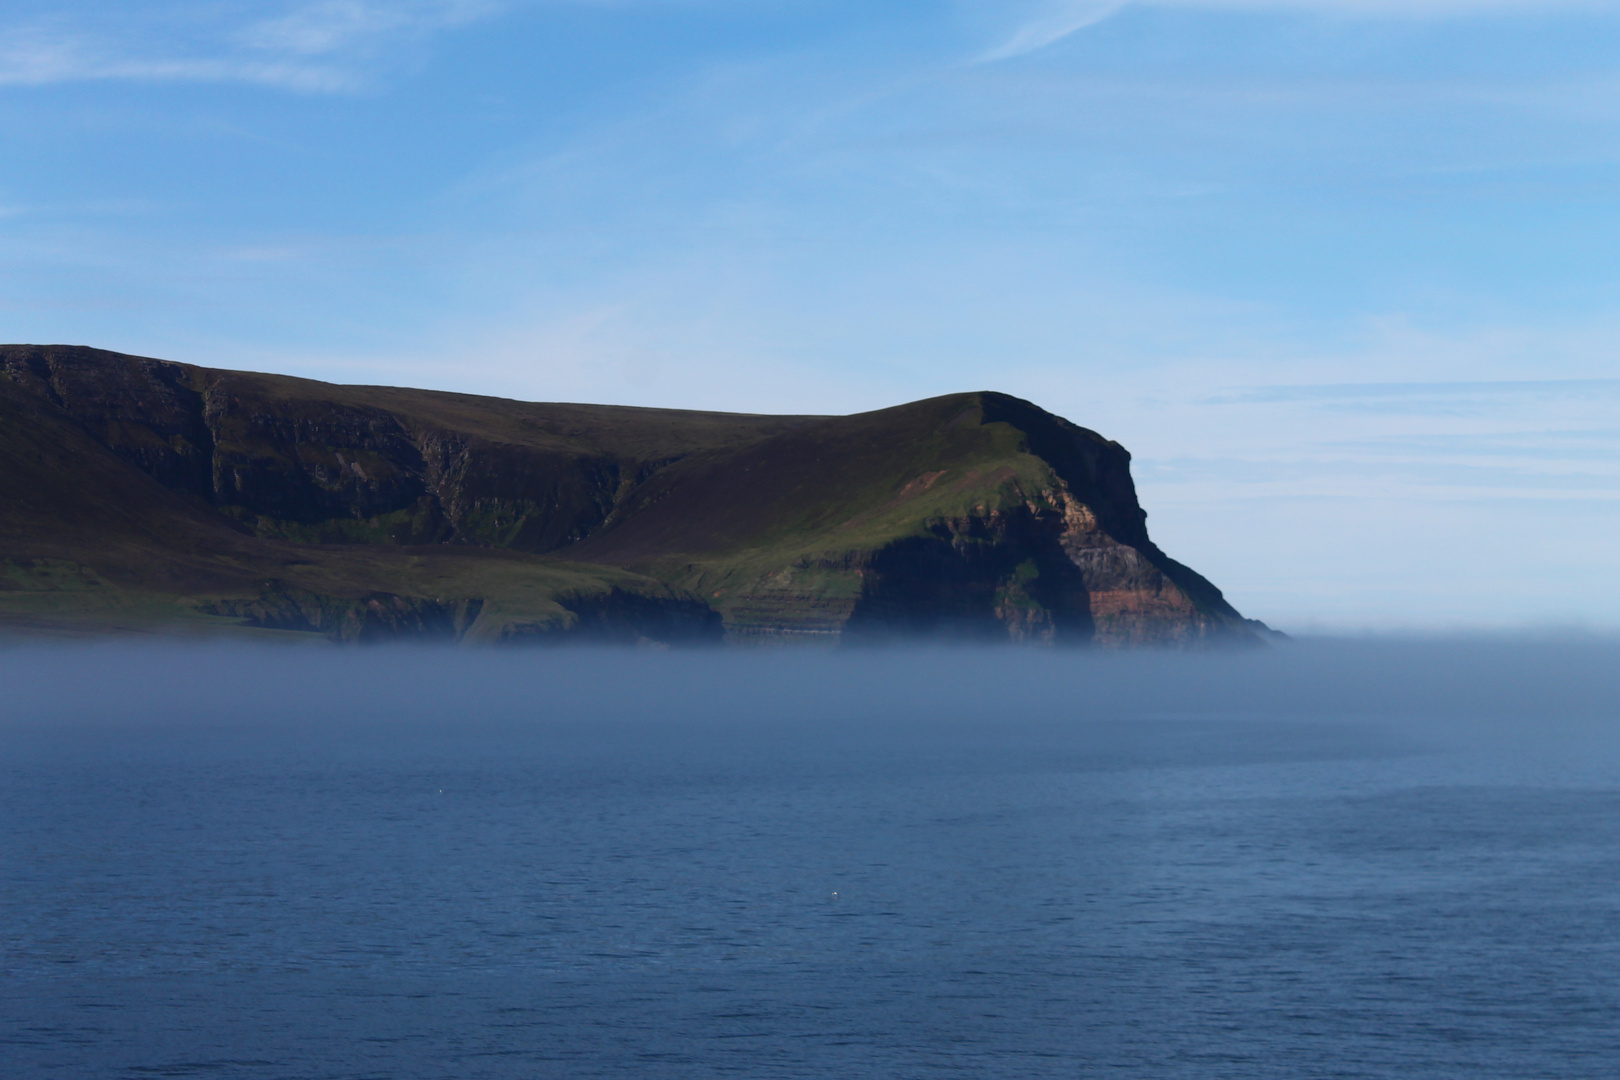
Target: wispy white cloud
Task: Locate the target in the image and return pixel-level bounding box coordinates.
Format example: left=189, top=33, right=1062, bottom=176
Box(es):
left=979, top=0, right=1620, bottom=64
left=238, top=0, right=499, bottom=57
left=0, top=1, right=503, bottom=90
left=0, top=38, right=355, bottom=91
left=1162, top=0, right=1616, bottom=11
left=1213, top=378, right=1620, bottom=406
left=979, top=2, right=1128, bottom=62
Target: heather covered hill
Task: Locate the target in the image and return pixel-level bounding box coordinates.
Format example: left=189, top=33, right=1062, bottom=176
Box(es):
left=0, top=345, right=1267, bottom=645
left=0, top=350, right=722, bottom=643
left=0, top=344, right=813, bottom=550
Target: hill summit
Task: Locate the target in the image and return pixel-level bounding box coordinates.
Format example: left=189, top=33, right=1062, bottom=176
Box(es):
left=0, top=344, right=1269, bottom=645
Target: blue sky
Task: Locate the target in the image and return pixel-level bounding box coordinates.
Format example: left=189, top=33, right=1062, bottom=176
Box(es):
left=4, top=1, right=1618, bottom=632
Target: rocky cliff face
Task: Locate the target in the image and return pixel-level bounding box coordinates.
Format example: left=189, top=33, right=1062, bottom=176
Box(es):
left=0, top=345, right=650, bottom=551
left=686, top=487, right=1253, bottom=647
left=844, top=492, right=1245, bottom=646
left=0, top=345, right=1269, bottom=646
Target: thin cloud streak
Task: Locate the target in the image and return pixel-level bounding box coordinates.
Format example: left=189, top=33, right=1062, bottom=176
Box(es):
left=0, top=43, right=355, bottom=92
left=0, top=1, right=503, bottom=90
left=978, top=0, right=1620, bottom=65
left=1211, top=378, right=1620, bottom=404
left=238, top=0, right=500, bottom=56
left=1161, top=0, right=1616, bottom=11
left=979, top=2, right=1128, bottom=62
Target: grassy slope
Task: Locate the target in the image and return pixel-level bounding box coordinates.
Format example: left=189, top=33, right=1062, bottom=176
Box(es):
left=219, top=372, right=825, bottom=551
left=564, top=393, right=1084, bottom=630
left=199, top=365, right=817, bottom=462
left=564, top=391, right=1251, bottom=637
left=0, top=376, right=700, bottom=640
left=0, top=345, right=824, bottom=552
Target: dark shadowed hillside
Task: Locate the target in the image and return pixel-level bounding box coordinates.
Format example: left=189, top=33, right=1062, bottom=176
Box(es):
left=0, top=344, right=1268, bottom=645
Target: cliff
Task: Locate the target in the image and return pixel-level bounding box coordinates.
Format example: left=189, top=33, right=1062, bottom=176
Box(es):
left=0, top=344, right=1268, bottom=645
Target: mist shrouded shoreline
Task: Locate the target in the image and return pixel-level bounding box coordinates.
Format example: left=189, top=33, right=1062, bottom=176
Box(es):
left=4, top=635, right=1617, bottom=737
left=4, top=637, right=1619, bottom=1079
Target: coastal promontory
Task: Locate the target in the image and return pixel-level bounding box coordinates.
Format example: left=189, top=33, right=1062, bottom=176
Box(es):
left=0, top=344, right=1267, bottom=645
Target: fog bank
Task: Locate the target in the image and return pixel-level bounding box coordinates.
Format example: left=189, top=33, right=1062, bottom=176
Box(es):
left=3, top=637, right=1615, bottom=743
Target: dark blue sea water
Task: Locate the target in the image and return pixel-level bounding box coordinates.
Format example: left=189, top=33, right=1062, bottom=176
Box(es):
left=2, top=641, right=1619, bottom=1079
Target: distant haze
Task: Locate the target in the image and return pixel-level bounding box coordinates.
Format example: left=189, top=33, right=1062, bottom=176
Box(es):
left=7, top=637, right=1618, bottom=738
left=2, top=3, right=1617, bottom=631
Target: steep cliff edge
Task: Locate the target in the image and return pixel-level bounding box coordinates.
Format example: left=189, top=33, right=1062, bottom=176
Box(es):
left=566, top=392, right=1262, bottom=645
left=0, top=345, right=1268, bottom=645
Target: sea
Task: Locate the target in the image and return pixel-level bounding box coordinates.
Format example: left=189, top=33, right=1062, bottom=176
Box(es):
left=2, top=639, right=1617, bottom=1079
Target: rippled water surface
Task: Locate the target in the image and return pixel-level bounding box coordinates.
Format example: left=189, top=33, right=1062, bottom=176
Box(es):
left=2, top=642, right=1618, bottom=1078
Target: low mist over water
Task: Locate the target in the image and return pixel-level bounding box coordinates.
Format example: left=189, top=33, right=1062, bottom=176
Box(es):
left=4, top=640, right=1619, bottom=1078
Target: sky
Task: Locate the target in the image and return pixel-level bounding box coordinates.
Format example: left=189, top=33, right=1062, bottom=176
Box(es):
left=3, top=0, right=1618, bottom=633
